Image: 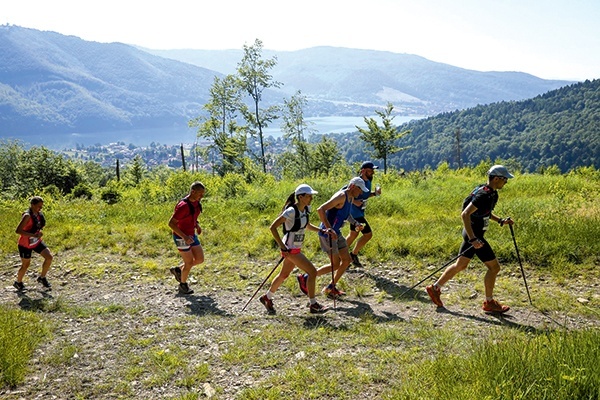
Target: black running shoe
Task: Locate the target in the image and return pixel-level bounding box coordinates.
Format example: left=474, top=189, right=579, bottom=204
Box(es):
left=309, top=302, right=329, bottom=314
left=350, top=253, right=363, bottom=268
left=170, top=267, right=182, bottom=282
left=179, top=282, right=194, bottom=295
left=37, top=276, right=51, bottom=288
left=13, top=281, right=25, bottom=291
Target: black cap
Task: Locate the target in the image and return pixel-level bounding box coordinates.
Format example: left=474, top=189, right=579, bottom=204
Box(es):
left=360, top=161, right=379, bottom=170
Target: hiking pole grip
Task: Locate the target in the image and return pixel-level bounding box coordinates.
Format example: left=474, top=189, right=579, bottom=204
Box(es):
left=400, top=245, right=474, bottom=297
left=509, top=224, right=533, bottom=305
left=241, top=256, right=284, bottom=312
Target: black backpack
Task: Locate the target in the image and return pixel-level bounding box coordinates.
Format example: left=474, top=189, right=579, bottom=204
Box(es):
left=462, top=185, right=485, bottom=211
left=462, top=184, right=496, bottom=217
left=25, top=209, right=45, bottom=233
left=282, top=204, right=309, bottom=235
left=181, top=197, right=202, bottom=219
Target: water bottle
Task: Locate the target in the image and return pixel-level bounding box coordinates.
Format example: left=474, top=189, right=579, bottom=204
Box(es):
left=375, top=184, right=381, bottom=196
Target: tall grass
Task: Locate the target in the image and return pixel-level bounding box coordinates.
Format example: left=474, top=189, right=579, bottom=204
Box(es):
left=1, top=166, right=598, bottom=396
left=0, top=305, right=48, bottom=387
left=384, top=329, right=600, bottom=400
left=1, top=166, right=599, bottom=274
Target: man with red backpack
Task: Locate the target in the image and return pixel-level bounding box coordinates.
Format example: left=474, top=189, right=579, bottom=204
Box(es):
left=168, top=181, right=205, bottom=295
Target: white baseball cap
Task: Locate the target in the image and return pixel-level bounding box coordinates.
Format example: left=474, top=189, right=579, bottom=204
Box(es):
left=349, top=177, right=369, bottom=192
left=295, top=184, right=318, bottom=196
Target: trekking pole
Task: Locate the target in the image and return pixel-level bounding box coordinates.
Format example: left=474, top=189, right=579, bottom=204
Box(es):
left=241, top=256, right=284, bottom=312
left=400, top=245, right=474, bottom=297
left=329, top=234, right=336, bottom=311
left=509, top=223, right=533, bottom=305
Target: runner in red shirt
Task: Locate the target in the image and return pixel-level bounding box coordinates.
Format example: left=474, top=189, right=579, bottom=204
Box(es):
left=168, top=181, right=205, bottom=295
left=14, top=196, right=54, bottom=291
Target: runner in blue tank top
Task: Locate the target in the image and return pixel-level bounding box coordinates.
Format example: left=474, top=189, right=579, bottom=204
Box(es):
left=347, top=161, right=382, bottom=268
left=313, top=176, right=369, bottom=299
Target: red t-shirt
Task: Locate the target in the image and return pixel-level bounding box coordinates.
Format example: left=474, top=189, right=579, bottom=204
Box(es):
left=172, top=198, right=201, bottom=236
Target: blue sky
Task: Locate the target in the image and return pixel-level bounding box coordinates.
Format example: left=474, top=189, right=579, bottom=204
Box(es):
left=2, top=0, right=599, bottom=81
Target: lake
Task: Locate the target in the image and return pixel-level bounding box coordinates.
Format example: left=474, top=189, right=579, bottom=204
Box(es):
left=12, top=115, right=423, bottom=149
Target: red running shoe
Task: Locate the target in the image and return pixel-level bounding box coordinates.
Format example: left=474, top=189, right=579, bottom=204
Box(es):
left=482, top=299, right=510, bottom=314
left=426, top=285, right=444, bottom=307
left=297, top=273, right=308, bottom=295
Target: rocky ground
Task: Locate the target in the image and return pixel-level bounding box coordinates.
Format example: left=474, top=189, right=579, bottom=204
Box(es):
left=1, top=254, right=598, bottom=399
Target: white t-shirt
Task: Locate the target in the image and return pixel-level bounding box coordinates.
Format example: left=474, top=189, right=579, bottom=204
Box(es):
left=281, top=205, right=310, bottom=249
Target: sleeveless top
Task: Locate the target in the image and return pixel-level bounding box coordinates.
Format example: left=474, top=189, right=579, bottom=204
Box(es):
left=319, top=191, right=352, bottom=236
left=18, top=210, right=44, bottom=248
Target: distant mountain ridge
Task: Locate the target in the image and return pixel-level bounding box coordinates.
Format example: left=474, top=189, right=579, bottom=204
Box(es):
left=1, top=25, right=574, bottom=140
left=0, top=25, right=216, bottom=136
left=148, top=46, right=574, bottom=115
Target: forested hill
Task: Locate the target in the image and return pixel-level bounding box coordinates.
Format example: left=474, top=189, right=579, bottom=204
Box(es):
left=388, top=79, right=600, bottom=172
left=0, top=25, right=215, bottom=135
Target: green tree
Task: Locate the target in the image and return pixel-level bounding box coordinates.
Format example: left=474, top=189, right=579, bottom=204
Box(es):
left=357, top=102, right=410, bottom=173
left=237, top=39, right=281, bottom=173
left=312, top=136, right=341, bottom=176
left=280, top=91, right=316, bottom=178
left=13, top=146, right=80, bottom=196
left=127, top=155, right=146, bottom=185
left=190, top=74, right=248, bottom=176
left=76, top=160, right=114, bottom=187
left=0, top=140, right=24, bottom=192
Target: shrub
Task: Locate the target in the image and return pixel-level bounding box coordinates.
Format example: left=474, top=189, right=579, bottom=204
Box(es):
left=100, top=186, right=121, bottom=204
left=71, top=183, right=93, bottom=200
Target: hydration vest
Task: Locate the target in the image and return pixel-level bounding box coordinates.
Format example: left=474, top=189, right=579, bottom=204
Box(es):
left=462, top=184, right=497, bottom=218
left=180, top=197, right=202, bottom=222
left=25, top=209, right=46, bottom=233
left=282, top=204, right=309, bottom=235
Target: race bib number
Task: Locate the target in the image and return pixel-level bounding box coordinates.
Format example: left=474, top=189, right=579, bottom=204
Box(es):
left=293, top=233, right=305, bottom=244
left=175, top=238, right=190, bottom=250
left=29, top=237, right=40, bottom=247
left=483, top=217, right=490, bottom=231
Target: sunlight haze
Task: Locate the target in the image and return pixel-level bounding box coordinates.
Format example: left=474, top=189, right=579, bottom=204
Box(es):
left=2, top=0, right=599, bottom=81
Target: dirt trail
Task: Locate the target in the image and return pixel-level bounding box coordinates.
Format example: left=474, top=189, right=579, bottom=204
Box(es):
left=1, top=259, right=598, bottom=399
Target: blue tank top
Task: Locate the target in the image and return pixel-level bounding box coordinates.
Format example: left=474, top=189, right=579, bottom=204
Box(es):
left=319, top=191, right=352, bottom=235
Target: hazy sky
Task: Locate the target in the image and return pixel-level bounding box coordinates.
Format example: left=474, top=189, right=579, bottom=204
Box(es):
left=2, top=0, right=599, bottom=81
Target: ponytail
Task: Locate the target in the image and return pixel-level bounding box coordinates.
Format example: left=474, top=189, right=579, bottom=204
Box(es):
left=282, top=192, right=296, bottom=212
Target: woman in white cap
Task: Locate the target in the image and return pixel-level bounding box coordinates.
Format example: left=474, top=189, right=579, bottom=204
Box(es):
left=426, top=165, right=515, bottom=313
left=259, top=184, right=328, bottom=314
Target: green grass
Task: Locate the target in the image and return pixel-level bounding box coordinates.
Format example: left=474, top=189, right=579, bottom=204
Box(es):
left=382, top=329, right=600, bottom=400
left=0, top=305, right=49, bottom=387
left=2, top=167, right=599, bottom=271
left=1, top=166, right=599, bottom=396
